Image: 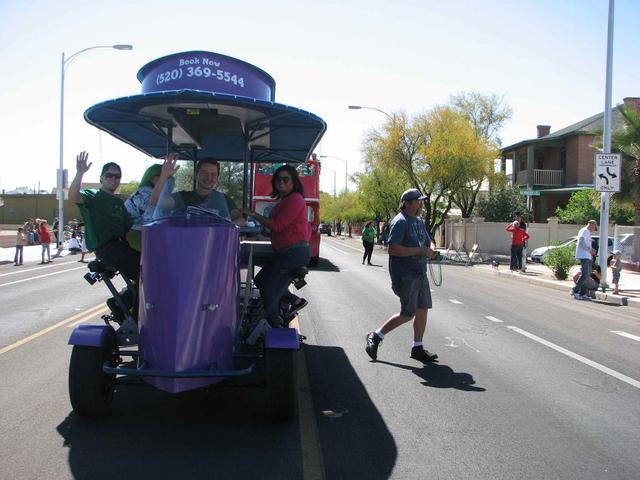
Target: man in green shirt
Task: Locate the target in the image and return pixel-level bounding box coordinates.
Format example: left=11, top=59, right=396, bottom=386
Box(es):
left=68, top=151, right=140, bottom=281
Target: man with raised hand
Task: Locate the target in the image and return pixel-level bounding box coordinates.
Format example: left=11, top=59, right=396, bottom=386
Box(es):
left=68, top=151, right=139, bottom=282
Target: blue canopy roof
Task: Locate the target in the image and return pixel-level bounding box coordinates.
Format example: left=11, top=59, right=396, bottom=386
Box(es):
left=84, top=90, right=326, bottom=163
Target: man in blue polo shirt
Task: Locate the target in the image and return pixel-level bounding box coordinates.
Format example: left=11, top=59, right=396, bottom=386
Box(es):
left=366, top=188, right=438, bottom=363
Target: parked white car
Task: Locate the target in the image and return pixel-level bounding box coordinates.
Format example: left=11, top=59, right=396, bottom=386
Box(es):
left=529, top=236, right=617, bottom=264
left=529, top=237, right=577, bottom=263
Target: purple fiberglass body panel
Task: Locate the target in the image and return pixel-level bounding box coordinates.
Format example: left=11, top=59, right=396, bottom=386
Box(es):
left=265, top=328, right=300, bottom=350
left=68, top=324, right=113, bottom=347
left=138, top=216, right=239, bottom=393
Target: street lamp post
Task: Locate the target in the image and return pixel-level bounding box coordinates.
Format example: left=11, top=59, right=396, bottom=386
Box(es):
left=57, top=44, right=133, bottom=248
left=319, top=155, right=348, bottom=193
left=348, top=105, right=393, bottom=120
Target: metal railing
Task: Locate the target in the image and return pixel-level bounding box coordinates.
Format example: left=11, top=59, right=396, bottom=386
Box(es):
left=516, top=169, right=563, bottom=186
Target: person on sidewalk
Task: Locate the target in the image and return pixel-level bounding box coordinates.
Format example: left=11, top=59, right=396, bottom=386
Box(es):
left=14, top=227, right=27, bottom=266
left=68, top=151, right=140, bottom=282
left=515, top=211, right=528, bottom=271
left=506, top=220, right=530, bottom=271
left=610, top=250, right=623, bottom=295
left=366, top=188, right=438, bottom=363
left=38, top=220, right=53, bottom=263
left=572, top=264, right=601, bottom=294
left=52, top=218, right=60, bottom=248
left=361, top=221, right=376, bottom=265
left=571, top=220, right=597, bottom=300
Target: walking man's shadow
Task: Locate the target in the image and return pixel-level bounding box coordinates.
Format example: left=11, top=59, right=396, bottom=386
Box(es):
left=376, top=360, right=485, bottom=392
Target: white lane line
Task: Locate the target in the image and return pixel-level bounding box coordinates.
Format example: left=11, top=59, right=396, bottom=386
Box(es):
left=611, top=330, right=640, bottom=342
left=0, top=266, right=86, bottom=288
left=507, top=326, right=640, bottom=390
left=485, top=316, right=504, bottom=323
left=0, top=260, right=87, bottom=277
left=320, top=242, right=349, bottom=255
left=449, top=299, right=463, bottom=305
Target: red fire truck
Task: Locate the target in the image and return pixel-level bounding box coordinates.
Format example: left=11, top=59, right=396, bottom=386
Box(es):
left=251, top=155, right=321, bottom=266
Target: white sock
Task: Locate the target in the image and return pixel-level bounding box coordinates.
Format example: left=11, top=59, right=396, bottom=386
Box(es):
left=412, top=341, right=423, bottom=348
left=375, top=329, right=384, bottom=339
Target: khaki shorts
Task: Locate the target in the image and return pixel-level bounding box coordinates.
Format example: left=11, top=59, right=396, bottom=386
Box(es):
left=391, top=273, right=432, bottom=316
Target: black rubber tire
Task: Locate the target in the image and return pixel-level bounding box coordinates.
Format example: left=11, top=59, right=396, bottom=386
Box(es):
left=265, top=348, right=297, bottom=422
left=308, top=256, right=319, bottom=267
left=69, top=329, right=116, bottom=418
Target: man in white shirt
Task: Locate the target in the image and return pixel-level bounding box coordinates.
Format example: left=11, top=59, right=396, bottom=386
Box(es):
left=571, top=219, right=597, bottom=300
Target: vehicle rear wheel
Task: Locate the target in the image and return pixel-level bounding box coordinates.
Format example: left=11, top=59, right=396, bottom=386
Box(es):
left=69, top=330, right=116, bottom=418
left=265, top=348, right=297, bottom=422
left=308, top=256, right=319, bottom=267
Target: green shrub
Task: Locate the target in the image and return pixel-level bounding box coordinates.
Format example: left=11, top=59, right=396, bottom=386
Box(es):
left=544, top=244, right=577, bottom=280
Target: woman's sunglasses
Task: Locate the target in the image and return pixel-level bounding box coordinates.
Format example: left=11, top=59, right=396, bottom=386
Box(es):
left=275, top=175, right=291, bottom=184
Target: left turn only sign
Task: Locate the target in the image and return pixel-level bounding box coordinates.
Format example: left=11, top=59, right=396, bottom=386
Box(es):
left=594, top=153, right=621, bottom=192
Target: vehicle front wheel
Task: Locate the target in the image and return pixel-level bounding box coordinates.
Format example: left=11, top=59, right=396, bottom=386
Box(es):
left=69, top=330, right=116, bottom=418
left=265, top=348, right=297, bottom=422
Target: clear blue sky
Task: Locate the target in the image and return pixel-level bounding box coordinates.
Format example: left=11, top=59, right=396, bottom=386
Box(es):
left=0, top=0, right=638, bottom=194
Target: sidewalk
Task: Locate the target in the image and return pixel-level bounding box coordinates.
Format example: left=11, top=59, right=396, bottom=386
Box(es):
left=471, top=257, right=640, bottom=309
left=331, top=234, right=640, bottom=309
left=0, top=244, right=88, bottom=266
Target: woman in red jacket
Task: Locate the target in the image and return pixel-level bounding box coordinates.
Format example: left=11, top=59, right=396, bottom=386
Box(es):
left=506, top=220, right=530, bottom=271
left=245, top=165, right=309, bottom=325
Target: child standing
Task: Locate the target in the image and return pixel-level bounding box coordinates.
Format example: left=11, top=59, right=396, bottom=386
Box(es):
left=14, top=227, right=27, bottom=265
left=610, top=250, right=623, bottom=294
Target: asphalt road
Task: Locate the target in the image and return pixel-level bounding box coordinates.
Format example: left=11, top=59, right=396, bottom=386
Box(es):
left=1, top=237, right=639, bottom=479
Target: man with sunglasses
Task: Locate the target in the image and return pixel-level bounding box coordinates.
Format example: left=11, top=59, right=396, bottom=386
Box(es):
left=69, top=151, right=140, bottom=282
left=366, top=188, right=438, bottom=363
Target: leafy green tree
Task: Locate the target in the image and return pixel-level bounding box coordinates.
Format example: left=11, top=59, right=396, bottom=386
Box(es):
left=476, top=186, right=530, bottom=222
left=554, top=189, right=599, bottom=224
left=611, top=106, right=640, bottom=227
left=118, top=181, right=140, bottom=198
left=450, top=92, right=513, bottom=146
left=449, top=92, right=512, bottom=217
left=555, top=189, right=633, bottom=225
left=362, top=107, right=496, bottom=235
left=355, top=166, right=406, bottom=224
left=175, top=160, right=194, bottom=191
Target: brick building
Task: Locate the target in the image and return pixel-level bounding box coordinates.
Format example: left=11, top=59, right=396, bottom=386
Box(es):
left=500, top=97, right=640, bottom=222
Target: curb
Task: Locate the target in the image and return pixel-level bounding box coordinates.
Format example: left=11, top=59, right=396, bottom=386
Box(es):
left=472, top=264, right=638, bottom=308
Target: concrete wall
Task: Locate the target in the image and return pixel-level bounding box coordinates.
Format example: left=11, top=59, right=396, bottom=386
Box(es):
left=0, top=194, right=82, bottom=224
left=440, top=217, right=613, bottom=255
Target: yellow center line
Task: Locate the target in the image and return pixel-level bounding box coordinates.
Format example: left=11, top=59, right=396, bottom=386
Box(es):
left=0, top=303, right=106, bottom=355
left=293, top=315, right=326, bottom=480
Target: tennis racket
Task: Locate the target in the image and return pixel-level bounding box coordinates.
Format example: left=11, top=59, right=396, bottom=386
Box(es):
left=428, top=252, right=443, bottom=287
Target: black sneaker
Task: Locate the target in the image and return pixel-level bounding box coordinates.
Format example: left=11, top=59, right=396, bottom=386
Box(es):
left=365, top=332, right=382, bottom=361
left=284, top=297, right=309, bottom=323
left=410, top=346, right=438, bottom=363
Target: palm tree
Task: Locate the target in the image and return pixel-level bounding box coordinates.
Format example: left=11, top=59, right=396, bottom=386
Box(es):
left=611, top=106, right=640, bottom=265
